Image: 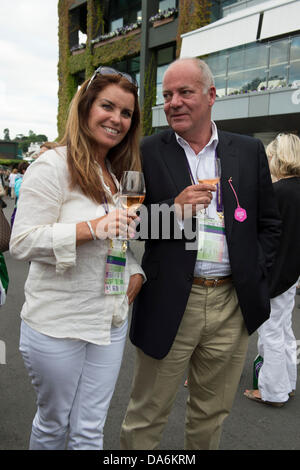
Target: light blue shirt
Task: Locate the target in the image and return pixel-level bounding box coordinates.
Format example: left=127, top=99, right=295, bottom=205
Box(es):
left=175, top=122, right=231, bottom=278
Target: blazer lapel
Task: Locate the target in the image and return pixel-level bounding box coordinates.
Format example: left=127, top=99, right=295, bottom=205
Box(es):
left=217, top=131, right=239, bottom=238
left=161, top=131, right=192, bottom=193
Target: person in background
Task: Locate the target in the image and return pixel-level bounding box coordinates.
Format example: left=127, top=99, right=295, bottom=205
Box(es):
left=14, top=161, right=30, bottom=200
left=9, top=168, right=18, bottom=199
left=0, top=169, right=7, bottom=209
left=10, top=66, right=144, bottom=450
left=244, top=133, right=300, bottom=406
left=31, top=142, right=58, bottom=160
left=120, top=58, right=281, bottom=450
left=38, top=141, right=58, bottom=156
left=10, top=161, right=30, bottom=227
left=3, top=169, right=10, bottom=197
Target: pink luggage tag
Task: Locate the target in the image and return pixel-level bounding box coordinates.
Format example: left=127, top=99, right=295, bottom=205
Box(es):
left=228, top=177, right=247, bottom=222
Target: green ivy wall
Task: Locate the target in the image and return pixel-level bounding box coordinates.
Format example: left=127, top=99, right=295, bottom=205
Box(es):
left=57, top=0, right=212, bottom=138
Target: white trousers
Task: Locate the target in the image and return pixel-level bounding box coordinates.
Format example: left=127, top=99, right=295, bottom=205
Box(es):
left=257, top=283, right=297, bottom=403
left=19, top=319, right=128, bottom=450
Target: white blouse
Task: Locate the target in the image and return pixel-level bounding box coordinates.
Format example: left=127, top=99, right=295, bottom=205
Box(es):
left=10, top=147, right=145, bottom=345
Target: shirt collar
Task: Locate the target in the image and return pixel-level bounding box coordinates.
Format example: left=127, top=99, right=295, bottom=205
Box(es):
left=175, top=121, right=219, bottom=154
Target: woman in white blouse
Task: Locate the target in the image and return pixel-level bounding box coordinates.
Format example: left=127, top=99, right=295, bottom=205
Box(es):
left=10, top=67, right=145, bottom=450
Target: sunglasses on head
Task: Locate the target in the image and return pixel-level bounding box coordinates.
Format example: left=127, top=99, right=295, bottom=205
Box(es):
left=86, top=66, right=138, bottom=90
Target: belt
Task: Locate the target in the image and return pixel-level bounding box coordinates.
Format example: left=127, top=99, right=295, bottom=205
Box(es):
left=193, top=275, right=232, bottom=288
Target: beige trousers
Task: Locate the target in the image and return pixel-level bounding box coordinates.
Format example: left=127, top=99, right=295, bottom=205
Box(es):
left=120, top=282, right=248, bottom=450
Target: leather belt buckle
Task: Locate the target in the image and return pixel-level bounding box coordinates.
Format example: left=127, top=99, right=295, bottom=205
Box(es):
left=193, top=276, right=232, bottom=288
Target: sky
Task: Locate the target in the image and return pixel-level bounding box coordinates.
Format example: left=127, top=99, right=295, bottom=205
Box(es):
left=0, top=0, right=59, bottom=142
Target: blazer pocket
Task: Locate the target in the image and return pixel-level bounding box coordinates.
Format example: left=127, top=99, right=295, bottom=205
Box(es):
left=143, top=261, right=159, bottom=280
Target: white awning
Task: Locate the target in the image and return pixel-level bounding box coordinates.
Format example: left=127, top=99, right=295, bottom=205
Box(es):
left=180, top=0, right=299, bottom=59
left=180, top=12, right=260, bottom=58
left=260, top=0, right=300, bottom=39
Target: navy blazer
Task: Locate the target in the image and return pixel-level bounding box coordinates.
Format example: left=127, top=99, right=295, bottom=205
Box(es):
left=130, top=129, right=282, bottom=359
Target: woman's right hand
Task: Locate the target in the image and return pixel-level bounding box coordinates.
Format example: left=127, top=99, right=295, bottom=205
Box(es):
left=95, top=209, right=138, bottom=240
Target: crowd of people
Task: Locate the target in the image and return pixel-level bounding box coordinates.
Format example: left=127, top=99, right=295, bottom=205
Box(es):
left=0, top=58, right=299, bottom=450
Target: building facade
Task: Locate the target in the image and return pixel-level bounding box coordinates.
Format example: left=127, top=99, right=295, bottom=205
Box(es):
left=154, top=0, right=300, bottom=144
left=58, top=0, right=300, bottom=143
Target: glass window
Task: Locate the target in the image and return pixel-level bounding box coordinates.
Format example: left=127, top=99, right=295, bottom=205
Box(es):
left=290, top=36, right=300, bottom=62
left=205, top=52, right=227, bottom=77
left=156, top=64, right=170, bottom=104
left=159, top=0, right=177, bottom=12
left=245, top=43, right=268, bottom=70
left=289, top=35, right=300, bottom=86
left=245, top=43, right=268, bottom=91
left=210, top=0, right=239, bottom=21
left=135, top=72, right=141, bottom=91
left=214, top=76, right=227, bottom=98
left=111, top=56, right=140, bottom=94
left=205, top=52, right=227, bottom=97
left=113, top=59, right=127, bottom=73
left=156, top=46, right=175, bottom=104
left=244, top=68, right=267, bottom=92
left=157, top=46, right=174, bottom=66
left=227, top=46, right=245, bottom=93
left=157, top=63, right=168, bottom=86
left=268, top=65, right=288, bottom=88
left=228, top=68, right=268, bottom=94
left=128, top=56, right=140, bottom=75
left=270, top=39, right=289, bottom=66
left=128, top=7, right=140, bottom=24
left=269, top=39, right=289, bottom=88
left=227, top=43, right=269, bottom=93
left=289, top=61, right=300, bottom=86
left=129, top=57, right=140, bottom=91
left=227, top=71, right=245, bottom=94
left=108, top=0, right=141, bottom=31
left=110, top=18, right=123, bottom=32
left=198, top=35, right=300, bottom=97
left=228, top=46, right=245, bottom=73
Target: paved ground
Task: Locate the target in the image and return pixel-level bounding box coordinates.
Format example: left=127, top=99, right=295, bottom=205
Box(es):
left=0, top=196, right=299, bottom=450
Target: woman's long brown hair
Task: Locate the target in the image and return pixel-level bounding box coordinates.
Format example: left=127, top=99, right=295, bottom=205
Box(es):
left=59, top=74, right=141, bottom=204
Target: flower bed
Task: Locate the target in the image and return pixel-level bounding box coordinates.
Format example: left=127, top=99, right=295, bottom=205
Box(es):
left=91, top=21, right=142, bottom=46
left=70, top=8, right=178, bottom=52
left=149, top=8, right=178, bottom=25
left=216, top=83, right=295, bottom=99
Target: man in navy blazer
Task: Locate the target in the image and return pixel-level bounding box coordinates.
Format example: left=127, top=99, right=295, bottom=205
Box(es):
left=120, top=58, right=281, bottom=450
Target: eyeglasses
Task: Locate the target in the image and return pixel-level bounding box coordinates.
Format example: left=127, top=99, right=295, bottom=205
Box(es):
left=86, top=66, right=138, bottom=90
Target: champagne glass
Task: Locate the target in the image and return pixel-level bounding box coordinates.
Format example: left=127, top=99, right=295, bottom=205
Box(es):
left=197, top=158, right=221, bottom=218
left=119, top=171, right=146, bottom=214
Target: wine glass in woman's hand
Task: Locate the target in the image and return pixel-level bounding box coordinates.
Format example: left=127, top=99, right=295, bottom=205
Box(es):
left=119, top=171, right=146, bottom=215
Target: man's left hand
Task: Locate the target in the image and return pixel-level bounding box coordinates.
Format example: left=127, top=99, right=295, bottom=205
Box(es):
left=126, top=274, right=144, bottom=305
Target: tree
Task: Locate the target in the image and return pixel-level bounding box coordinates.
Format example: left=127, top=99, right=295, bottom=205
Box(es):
left=14, top=130, right=49, bottom=154
left=35, top=134, right=48, bottom=142
left=3, top=128, right=10, bottom=140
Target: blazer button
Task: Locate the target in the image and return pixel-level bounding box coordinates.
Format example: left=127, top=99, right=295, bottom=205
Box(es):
left=187, top=274, right=193, bottom=282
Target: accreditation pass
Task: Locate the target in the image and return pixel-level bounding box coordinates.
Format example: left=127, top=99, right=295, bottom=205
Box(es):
left=197, top=215, right=226, bottom=263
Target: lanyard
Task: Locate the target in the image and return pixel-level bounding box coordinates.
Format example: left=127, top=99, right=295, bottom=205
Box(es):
left=102, top=194, right=109, bottom=214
